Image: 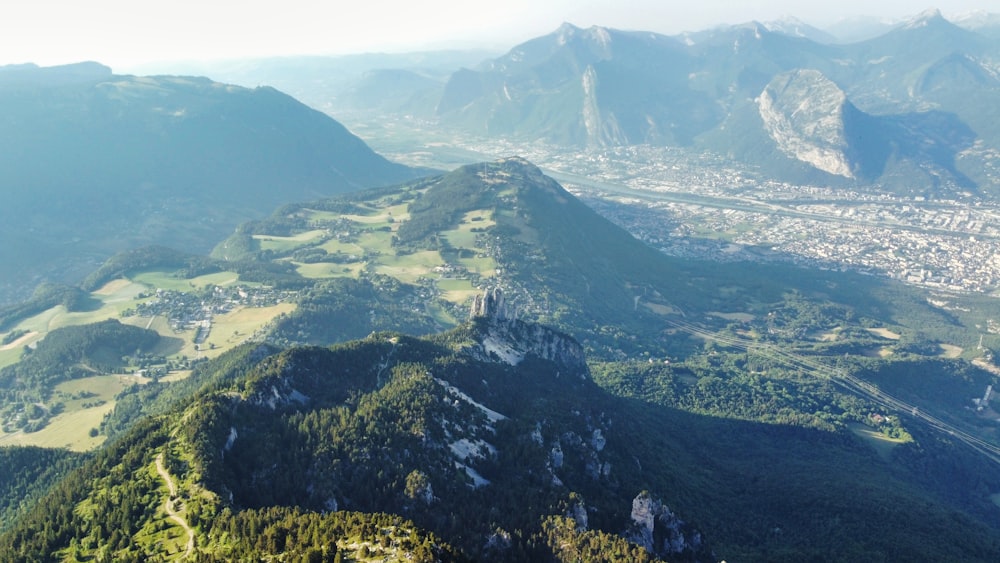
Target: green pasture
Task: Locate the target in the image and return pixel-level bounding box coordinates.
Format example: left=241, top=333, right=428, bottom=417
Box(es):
left=456, top=254, right=496, bottom=277
left=318, top=238, right=366, bottom=256
left=301, top=208, right=343, bottom=222
left=253, top=229, right=328, bottom=252
left=848, top=423, right=907, bottom=462
left=437, top=278, right=480, bottom=305
left=0, top=330, right=40, bottom=368
left=0, top=375, right=145, bottom=451
left=295, top=262, right=363, bottom=279
left=92, top=278, right=148, bottom=302
left=375, top=250, right=444, bottom=283
left=356, top=231, right=395, bottom=254
left=442, top=209, right=495, bottom=248
left=132, top=270, right=243, bottom=292
left=342, top=212, right=399, bottom=229
left=198, top=303, right=297, bottom=355
left=425, top=301, right=459, bottom=326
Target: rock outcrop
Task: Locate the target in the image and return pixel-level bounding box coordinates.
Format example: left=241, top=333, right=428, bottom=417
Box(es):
left=470, top=287, right=509, bottom=320
left=757, top=69, right=857, bottom=178
left=468, top=287, right=589, bottom=377
left=626, top=491, right=707, bottom=559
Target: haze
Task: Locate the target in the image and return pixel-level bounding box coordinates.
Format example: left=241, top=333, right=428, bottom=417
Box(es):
left=1, top=1, right=997, bottom=70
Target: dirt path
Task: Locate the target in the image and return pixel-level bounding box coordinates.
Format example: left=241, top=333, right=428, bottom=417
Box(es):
left=155, top=453, right=195, bottom=559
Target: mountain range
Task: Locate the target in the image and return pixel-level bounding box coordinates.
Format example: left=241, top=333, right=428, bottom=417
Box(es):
left=0, top=61, right=419, bottom=305
left=5, top=8, right=1000, bottom=561
left=419, top=10, right=1000, bottom=196
left=4, top=157, right=1000, bottom=560
left=177, top=9, right=1000, bottom=199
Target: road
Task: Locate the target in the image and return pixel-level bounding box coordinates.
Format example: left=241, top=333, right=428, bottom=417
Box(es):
left=662, top=317, right=1000, bottom=466
left=155, top=452, right=195, bottom=559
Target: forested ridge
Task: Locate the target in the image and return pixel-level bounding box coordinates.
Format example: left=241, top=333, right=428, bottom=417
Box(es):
left=4, top=318, right=1000, bottom=561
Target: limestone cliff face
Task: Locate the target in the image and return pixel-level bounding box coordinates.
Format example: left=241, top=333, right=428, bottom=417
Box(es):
left=468, top=287, right=589, bottom=377
left=627, top=491, right=706, bottom=558
left=757, top=69, right=856, bottom=178
left=581, top=65, right=628, bottom=147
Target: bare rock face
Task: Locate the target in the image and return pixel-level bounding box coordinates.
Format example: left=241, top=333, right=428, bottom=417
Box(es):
left=470, top=287, right=508, bottom=320
left=757, top=69, right=855, bottom=178
left=627, top=491, right=707, bottom=559
left=468, top=287, right=589, bottom=377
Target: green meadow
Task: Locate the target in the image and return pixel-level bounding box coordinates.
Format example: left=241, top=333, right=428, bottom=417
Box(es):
left=0, top=375, right=146, bottom=451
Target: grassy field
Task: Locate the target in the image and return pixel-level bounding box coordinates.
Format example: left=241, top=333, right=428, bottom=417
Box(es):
left=0, top=330, right=39, bottom=368
left=375, top=250, right=444, bottom=283
left=199, top=303, right=296, bottom=356
left=437, top=279, right=480, bottom=305
left=269, top=202, right=499, bottom=308
left=294, top=261, right=363, bottom=279
left=848, top=423, right=907, bottom=462
left=132, top=270, right=243, bottom=292
left=939, top=343, right=964, bottom=358
left=0, top=375, right=146, bottom=451
left=92, top=278, right=147, bottom=301
left=39, top=284, right=151, bottom=329
left=254, top=229, right=329, bottom=252
left=442, top=210, right=495, bottom=247
left=317, top=238, right=366, bottom=257
left=356, top=231, right=395, bottom=254
left=0, top=269, right=299, bottom=451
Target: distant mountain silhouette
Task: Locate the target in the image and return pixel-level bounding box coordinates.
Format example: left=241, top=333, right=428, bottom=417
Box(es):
left=0, top=62, right=419, bottom=304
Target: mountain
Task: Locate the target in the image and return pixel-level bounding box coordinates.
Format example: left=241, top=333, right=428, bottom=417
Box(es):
left=702, top=67, right=976, bottom=194
left=127, top=50, right=495, bottom=116
left=763, top=16, right=838, bottom=44
left=838, top=9, right=990, bottom=110
left=4, top=304, right=1000, bottom=560
left=5, top=156, right=1000, bottom=559
left=951, top=10, right=1000, bottom=38
left=391, top=13, right=1000, bottom=198
left=435, top=23, right=717, bottom=147
left=0, top=62, right=419, bottom=305
left=341, top=68, right=444, bottom=114
left=822, top=16, right=899, bottom=44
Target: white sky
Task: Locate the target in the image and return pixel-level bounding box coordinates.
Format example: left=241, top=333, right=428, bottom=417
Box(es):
left=0, top=1, right=996, bottom=70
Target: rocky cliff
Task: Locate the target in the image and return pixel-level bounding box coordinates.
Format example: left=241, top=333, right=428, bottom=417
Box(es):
left=468, top=287, right=589, bottom=377
left=627, top=491, right=708, bottom=559
left=757, top=69, right=857, bottom=178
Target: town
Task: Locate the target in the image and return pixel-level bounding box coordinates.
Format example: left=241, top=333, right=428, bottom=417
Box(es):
left=427, top=135, right=1000, bottom=295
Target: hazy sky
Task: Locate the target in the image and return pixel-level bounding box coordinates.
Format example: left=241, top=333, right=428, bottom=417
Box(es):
left=0, top=1, right=996, bottom=70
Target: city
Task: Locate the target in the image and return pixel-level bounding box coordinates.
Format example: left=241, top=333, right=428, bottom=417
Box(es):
left=385, top=130, right=1000, bottom=295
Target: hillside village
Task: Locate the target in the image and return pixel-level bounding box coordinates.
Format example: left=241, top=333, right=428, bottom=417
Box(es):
left=122, top=285, right=294, bottom=346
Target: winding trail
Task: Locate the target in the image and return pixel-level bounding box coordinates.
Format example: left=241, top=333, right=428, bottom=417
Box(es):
left=155, top=453, right=195, bottom=559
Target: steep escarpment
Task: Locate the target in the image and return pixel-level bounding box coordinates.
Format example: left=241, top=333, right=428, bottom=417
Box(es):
left=757, top=69, right=857, bottom=178
left=467, top=287, right=588, bottom=375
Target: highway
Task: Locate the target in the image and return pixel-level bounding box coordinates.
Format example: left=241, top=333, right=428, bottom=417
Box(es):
left=662, top=317, right=1000, bottom=466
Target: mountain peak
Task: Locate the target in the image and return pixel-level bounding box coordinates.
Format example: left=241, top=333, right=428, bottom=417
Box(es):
left=903, top=8, right=946, bottom=29
left=949, top=10, right=1000, bottom=30
left=764, top=16, right=837, bottom=43
left=553, top=22, right=613, bottom=52
left=556, top=21, right=581, bottom=42
left=0, top=61, right=112, bottom=88
left=732, top=20, right=769, bottom=39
